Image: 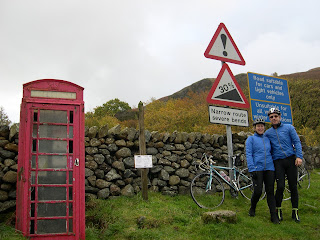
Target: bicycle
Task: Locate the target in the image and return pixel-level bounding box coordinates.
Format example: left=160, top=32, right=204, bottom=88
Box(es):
left=190, top=153, right=265, bottom=209
left=282, top=164, right=311, bottom=201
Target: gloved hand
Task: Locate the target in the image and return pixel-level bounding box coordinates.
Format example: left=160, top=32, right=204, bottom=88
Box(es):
left=250, top=171, right=258, bottom=180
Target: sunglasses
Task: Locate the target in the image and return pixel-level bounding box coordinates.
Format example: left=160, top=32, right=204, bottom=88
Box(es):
left=269, top=115, right=279, bottom=119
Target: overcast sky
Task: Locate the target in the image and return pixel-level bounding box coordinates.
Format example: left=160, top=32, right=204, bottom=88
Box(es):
left=1, top=0, right=319, bottom=123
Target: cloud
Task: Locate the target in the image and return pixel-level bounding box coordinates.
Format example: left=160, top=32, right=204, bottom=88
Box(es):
left=0, top=0, right=319, bottom=123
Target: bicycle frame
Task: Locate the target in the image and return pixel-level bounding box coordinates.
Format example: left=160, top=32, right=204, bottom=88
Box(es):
left=191, top=153, right=260, bottom=208
left=199, top=153, right=252, bottom=193
left=209, top=164, right=240, bottom=191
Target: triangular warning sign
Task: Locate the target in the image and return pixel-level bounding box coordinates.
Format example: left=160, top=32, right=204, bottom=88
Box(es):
left=207, top=63, right=249, bottom=108
left=204, top=23, right=245, bottom=65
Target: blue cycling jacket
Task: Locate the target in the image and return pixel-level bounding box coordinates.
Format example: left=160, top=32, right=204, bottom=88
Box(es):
left=246, top=132, right=275, bottom=172
left=265, top=123, right=303, bottom=160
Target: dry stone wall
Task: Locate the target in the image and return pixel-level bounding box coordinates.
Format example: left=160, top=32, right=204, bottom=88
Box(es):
left=1, top=124, right=319, bottom=213
left=83, top=125, right=249, bottom=200
left=0, top=125, right=19, bottom=213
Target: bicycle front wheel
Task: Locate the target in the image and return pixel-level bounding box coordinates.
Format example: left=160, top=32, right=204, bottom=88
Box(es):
left=237, top=168, right=266, bottom=201
left=190, top=172, right=225, bottom=209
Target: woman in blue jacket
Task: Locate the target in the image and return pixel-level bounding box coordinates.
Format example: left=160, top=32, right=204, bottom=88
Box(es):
left=246, top=118, right=279, bottom=224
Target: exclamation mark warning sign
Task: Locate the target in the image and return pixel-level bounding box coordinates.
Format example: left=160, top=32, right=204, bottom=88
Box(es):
left=204, top=23, right=245, bottom=65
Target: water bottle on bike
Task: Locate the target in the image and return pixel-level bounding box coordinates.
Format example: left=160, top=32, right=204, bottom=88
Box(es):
left=219, top=171, right=230, bottom=182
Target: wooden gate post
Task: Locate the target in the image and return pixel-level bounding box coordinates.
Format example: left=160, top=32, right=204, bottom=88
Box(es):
left=138, top=101, right=148, bottom=200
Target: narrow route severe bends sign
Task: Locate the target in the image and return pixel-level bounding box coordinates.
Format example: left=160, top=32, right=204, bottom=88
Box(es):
left=208, top=105, right=249, bottom=127
left=204, top=23, right=246, bottom=65
left=207, top=63, right=250, bottom=108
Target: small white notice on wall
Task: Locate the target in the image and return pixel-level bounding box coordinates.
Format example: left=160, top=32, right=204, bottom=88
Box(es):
left=134, top=155, right=153, bottom=168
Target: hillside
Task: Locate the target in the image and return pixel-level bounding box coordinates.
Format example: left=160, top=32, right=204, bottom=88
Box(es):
left=159, top=73, right=249, bottom=102
left=87, top=67, right=320, bottom=144
left=158, top=78, right=215, bottom=101
left=155, top=67, right=320, bottom=133
left=159, top=68, right=320, bottom=102
left=281, top=67, right=320, bottom=81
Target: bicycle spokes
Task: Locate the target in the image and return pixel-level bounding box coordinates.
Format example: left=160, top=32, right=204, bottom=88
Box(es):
left=190, top=173, right=225, bottom=209
left=237, top=168, right=266, bottom=201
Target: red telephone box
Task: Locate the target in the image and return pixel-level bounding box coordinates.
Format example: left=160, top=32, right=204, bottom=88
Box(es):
left=16, top=79, right=85, bottom=240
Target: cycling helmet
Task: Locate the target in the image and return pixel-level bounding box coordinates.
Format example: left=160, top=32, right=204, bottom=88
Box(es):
left=253, top=118, right=265, bottom=126
left=267, top=108, right=281, bottom=116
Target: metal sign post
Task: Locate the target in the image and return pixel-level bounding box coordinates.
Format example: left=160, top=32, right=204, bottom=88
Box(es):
left=222, top=62, right=234, bottom=181
left=226, top=124, right=234, bottom=180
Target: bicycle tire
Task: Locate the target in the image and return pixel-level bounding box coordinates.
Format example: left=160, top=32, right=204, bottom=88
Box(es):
left=237, top=168, right=266, bottom=201
left=282, top=179, right=291, bottom=201
left=283, top=165, right=310, bottom=201
left=190, top=172, right=225, bottom=209
left=297, top=166, right=310, bottom=189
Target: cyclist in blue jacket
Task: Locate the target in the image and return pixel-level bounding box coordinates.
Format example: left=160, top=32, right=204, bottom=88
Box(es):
left=265, top=108, right=303, bottom=223
left=246, top=118, right=279, bottom=224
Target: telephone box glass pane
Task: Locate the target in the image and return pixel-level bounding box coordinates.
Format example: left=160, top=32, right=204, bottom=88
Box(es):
left=69, top=126, right=73, bottom=138
left=38, top=187, right=66, bottom=200
left=69, top=172, right=73, bottom=184
left=37, top=203, right=66, bottom=217
left=33, top=110, right=38, bottom=122
left=69, top=219, right=73, bottom=232
left=38, top=155, right=67, bottom=169
left=69, top=203, right=73, bottom=216
left=37, top=219, right=66, bottom=234
left=31, top=155, right=36, bottom=168
left=69, top=140, right=73, bottom=153
left=69, top=187, right=73, bottom=200
left=39, top=125, right=67, bottom=138
left=30, top=220, right=35, bottom=234
left=32, top=140, right=37, bottom=152
left=38, top=171, right=66, bottom=184
left=31, top=203, right=35, bottom=217
left=40, top=110, right=67, bottom=123
left=31, top=172, right=36, bottom=184
left=39, top=140, right=67, bottom=153
left=32, top=124, right=38, bottom=138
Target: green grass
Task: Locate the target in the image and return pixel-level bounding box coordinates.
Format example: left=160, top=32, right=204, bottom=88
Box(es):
left=1, top=170, right=320, bottom=240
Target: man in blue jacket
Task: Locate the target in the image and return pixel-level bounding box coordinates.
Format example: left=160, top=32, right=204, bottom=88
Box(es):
left=265, top=108, right=303, bottom=223
left=246, top=118, right=279, bottom=224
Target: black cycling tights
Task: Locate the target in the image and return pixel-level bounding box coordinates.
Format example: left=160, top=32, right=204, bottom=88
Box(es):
left=251, top=170, right=276, bottom=213
left=274, top=155, right=299, bottom=208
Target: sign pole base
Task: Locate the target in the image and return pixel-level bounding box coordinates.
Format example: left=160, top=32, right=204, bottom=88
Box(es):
left=226, top=124, right=234, bottom=180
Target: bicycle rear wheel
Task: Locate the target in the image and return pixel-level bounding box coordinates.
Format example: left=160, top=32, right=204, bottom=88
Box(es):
left=190, top=172, right=225, bottom=209
left=297, top=166, right=310, bottom=189
left=282, top=179, right=291, bottom=201
left=237, top=168, right=266, bottom=201
left=283, top=166, right=310, bottom=201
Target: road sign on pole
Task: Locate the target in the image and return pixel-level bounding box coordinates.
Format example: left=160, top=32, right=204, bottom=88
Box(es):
left=204, top=23, right=246, bottom=182
left=204, top=23, right=246, bottom=65
left=247, top=72, right=293, bottom=124
left=207, top=63, right=250, bottom=108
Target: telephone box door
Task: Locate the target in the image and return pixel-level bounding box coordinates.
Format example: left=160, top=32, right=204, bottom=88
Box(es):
left=25, top=104, right=83, bottom=239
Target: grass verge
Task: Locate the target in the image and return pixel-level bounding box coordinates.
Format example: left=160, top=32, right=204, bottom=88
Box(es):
left=1, top=169, right=319, bottom=240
